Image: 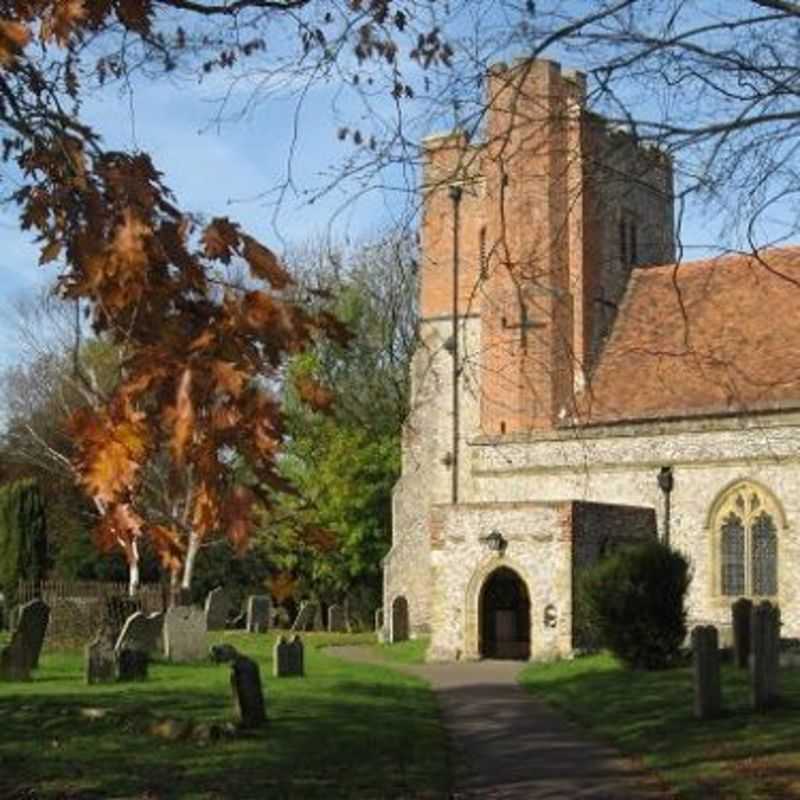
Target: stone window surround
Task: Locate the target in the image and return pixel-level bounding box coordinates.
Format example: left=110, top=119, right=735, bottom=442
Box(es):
left=706, top=479, right=788, bottom=605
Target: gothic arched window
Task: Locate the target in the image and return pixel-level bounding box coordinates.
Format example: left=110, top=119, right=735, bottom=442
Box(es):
left=713, top=483, right=781, bottom=597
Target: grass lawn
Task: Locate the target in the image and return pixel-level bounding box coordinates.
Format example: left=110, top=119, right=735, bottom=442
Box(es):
left=520, top=653, right=800, bottom=799
left=369, top=637, right=430, bottom=665
left=0, top=631, right=448, bottom=800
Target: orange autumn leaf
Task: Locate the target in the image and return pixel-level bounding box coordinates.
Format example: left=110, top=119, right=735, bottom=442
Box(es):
left=270, top=572, right=298, bottom=603
left=241, top=235, right=293, bottom=289
left=211, top=360, right=248, bottom=398
left=294, top=375, right=335, bottom=412
left=192, top=482, right=219, bottom=536
left=149, top=524, right=185, bottom=573
left=171, top=368, right=194, bottom=465
left=40, top=0, right=86, bottom=46
left=202, top=217, right=240, bottom=263
left=222, top=485, right=254, bottom=553
left=0, top=18, right=30, bottom=65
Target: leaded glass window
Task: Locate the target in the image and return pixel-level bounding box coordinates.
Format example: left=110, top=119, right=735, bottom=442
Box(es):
left=752, top=512, right=778, bottom=596
left=713, top=483, right=781, bottom=598
left=720, top=512, right=745, bottom=596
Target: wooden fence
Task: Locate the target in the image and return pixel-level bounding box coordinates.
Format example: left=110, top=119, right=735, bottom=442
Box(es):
left=16, top=579, right=167, bottom=647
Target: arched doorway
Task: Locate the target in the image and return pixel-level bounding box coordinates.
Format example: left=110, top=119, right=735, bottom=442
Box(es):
left=479, top=567, right=530, bottom=659
left=391, top=596, right=409, bottom=642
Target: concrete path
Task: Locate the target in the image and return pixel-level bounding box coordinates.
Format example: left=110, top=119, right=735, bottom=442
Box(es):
left=331, top=647, right=670, bottom=799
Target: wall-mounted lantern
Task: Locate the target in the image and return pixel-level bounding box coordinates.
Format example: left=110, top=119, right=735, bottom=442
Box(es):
left=480, top=528, right=507, bottom=554
left=543, top=604, right=558, bottom=628
left=657, top=466, right=674, bottom=547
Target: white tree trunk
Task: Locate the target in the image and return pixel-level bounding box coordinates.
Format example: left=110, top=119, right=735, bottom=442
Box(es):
left=181, top=531, right=201, bottom=591
left=128, top=539, right=141, bottom=597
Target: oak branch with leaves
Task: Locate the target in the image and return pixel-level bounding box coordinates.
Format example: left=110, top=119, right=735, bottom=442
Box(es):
left=0, top=1, right=374, bottom=596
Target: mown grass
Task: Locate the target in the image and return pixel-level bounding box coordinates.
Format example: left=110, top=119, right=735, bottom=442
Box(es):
left=370, top=637, right=430, bottom=665
left=520, top=653, right=800, bottom=799
left=0, top=631, right=448, bottom=800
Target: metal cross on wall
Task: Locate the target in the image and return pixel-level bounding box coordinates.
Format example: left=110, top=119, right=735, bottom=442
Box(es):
left=501, top=302, right=546, bottom=349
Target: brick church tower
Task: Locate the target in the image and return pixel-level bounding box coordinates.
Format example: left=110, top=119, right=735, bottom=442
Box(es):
left=384, top=58, right=675, bottom=641
left=421, top=58, right=674, bottom=434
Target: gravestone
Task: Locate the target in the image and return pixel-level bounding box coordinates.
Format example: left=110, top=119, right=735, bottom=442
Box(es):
left=375, top=608, right=384, bottom=643
left=0, top=599, right=50, bottom=680
left=692, top=625, right=722, bottom=719
left=228, top=610, right=246, bottom=630
left=85, top=625, right=117, bottom=684
left=752, top=600, right=780, bottom=711
left=288, top=635, right=304, bottom=676
left=732, top=597, right=753, bottom=669
left=291, top=601, right=316, bottom=632
left=327, top=604, right=346, bottom=633
left=246, top=595, right=271, bottom=633
left=205, top=587, right=232, bottom=631
left=231, top=656, right=266, bottom=728
left=163, top=605, right=207, bottom=662
left=273, top=635, right=291, bottom=677
left=116, top=611, right=164, bottom=655
left=117, top=649, right=149, bottom=681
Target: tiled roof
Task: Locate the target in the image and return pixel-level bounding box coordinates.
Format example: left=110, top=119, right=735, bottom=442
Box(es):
left=576, top=247, right=800, bottom=425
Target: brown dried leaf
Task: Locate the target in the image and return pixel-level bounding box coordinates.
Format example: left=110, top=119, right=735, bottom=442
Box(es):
left=40, top=0, right=86, bottom=46
left=211, top=360, right=248, bottom=398
left=0, top=19, right=30, bottom=65
left=241, top=235, right=293, bottom=289
left=171, top=368, right=194, bottom=465
left=202, top=217, right=240, bottom=263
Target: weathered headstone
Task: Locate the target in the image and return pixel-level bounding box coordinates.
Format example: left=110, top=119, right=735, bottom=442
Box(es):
left=752, top=600, right=780, bottom=710
left=288, top=635, right=304, bottom=676
left=273, top=635, right=291, bottom=677
left=117, top=648, right=149, bottom=681
left=116, top=611, right=164, bottom=655
left=692, top=625, right=722, bottom=719
left=328, top=604, right=346, bottom=633
left=291, top=601, right=316, bottom=632
left=246, top=595, right=271, bottom=633
left=231, top=656, right=266, bottom=728
left=0, top=599, right=50, bottom=680
left=732, top=597, right=753, bottom=669
left=205, top=587, right=232, bottom=631
left=163, top=605, right=207, bottom=662
left=85, top=626, right=117, bottom=684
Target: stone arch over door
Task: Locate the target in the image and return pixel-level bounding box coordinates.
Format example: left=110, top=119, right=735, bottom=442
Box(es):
left=464, top=557, right=535, bottom=660
left=390, top=596, right=410, bottom=642
left=479, top=567, right=531, bottom=659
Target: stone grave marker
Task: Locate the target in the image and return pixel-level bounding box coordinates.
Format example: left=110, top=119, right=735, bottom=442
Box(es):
left=732, top=597, right=753, bottom=669
left=246, top=595, right=271, bottom=633
left=692, top=625, right=722, bottom=719
left=205, top=587, right=232, bottom=631
left=231, top=656, right=266, bottom=728
left=288, top=635, right=304, bottom=676
left=85, top=625, right=117, bottom=684
left=291, top=601, right=316, bottom=632
left=273, top=635, right=291, bottom=677
left=116, top=611, right=164, bottom=655
left=752, top=600, right=780, bottom=710
left=0, top=599, right=50, bottom=680
left=327, top=604, right=346, bottom=633
left=163, top=605, right=207, bottom=662
left=117, top=649, right=149, bottom=681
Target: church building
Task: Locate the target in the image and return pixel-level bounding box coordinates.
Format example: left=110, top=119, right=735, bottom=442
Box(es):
left=382, top=57, right=800, bottom=661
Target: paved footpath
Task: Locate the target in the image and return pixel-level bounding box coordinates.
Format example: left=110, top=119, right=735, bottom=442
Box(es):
left=331, top=647, right=671, bottom=799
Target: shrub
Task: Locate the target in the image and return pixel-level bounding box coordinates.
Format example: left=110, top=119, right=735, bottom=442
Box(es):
left=579, top=539, right=690, bottom=669
left=0, top=479, right=48, bottom=605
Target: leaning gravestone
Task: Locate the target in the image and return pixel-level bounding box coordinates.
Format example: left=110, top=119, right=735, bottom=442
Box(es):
left=231, top=656, right=266, bottom=728
left=0, top=599, right=50, bottom=680
left=291, top=601, right=316, bottom=632
left=272, top=636, right=291, bottom=677
left=205, top=587, right=232, bottom=631
left=732, top=597, right=753, bottom=669
left=692, top=625, right=722, bottom=719
left=116, top=611, right=164, bottom=655
left=246, top=595, right=271, bottom=633
left=752, top=601, right=780, bottom=711
left=288, top=635, right=304, bottom=676
left=163, top=606, right=207, bottom=662
left=327, top=604, right=346, bottom=633
left=85, top=625, right=117, bottom=684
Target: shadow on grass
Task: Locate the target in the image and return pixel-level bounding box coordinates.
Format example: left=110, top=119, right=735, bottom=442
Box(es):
left=520, top=654, right=800, bottom=799
left=0, top=645, right=449, bottom=800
